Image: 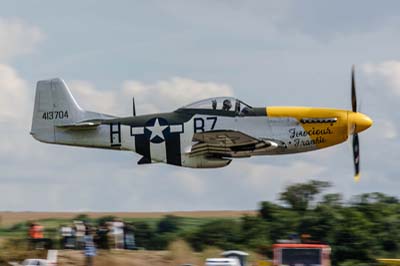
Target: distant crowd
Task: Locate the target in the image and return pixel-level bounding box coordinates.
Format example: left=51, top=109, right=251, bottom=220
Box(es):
left=29, top=219, right=137, bottom=250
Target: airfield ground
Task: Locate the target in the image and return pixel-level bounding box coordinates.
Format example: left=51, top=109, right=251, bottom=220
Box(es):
left=56, top=242, right=265, bottom=266
left=0, top=239, right=227, bottom=266
left=58, top=246, right=202, bottom=266
left=0, top=211, right=260, bottom=265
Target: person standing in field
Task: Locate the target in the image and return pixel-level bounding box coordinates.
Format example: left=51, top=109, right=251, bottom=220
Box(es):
left=84, top=227, right=97, bottom=266
left=74, top=220, right=86, bottom=249
left=28, top=222, right=44, bottom=249
left=111, top=219, right=124, bottom=249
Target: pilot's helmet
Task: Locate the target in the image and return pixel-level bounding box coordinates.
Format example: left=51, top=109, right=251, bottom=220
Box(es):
left=223, top=99, right=232, bottom=111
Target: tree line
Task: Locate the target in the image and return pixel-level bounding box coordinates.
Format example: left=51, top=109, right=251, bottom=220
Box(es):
left=132, top=180, right=400, bottom=266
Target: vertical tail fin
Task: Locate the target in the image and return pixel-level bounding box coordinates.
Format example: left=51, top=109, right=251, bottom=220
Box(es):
left=30, top=78, right=85, bottom=143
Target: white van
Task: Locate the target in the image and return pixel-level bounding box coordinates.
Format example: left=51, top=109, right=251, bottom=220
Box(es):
left=205, top=258, right=241, bottom=266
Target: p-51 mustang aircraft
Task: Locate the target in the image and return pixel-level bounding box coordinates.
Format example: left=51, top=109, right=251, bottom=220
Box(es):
left=31, top=68, right=372, bottom=180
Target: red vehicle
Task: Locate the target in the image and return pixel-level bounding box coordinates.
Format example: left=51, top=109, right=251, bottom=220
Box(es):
left=273, top=243, right=331, bottom=266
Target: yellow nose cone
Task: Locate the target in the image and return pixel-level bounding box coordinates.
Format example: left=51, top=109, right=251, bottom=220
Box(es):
left=348, top=112, right=373, bottom=133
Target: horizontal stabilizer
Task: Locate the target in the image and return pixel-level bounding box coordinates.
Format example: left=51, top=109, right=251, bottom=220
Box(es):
left=56, top=121, right=101, bottom=130
left=55, top=117, right=114, bottom=130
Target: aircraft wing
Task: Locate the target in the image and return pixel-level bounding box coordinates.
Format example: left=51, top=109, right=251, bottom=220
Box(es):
left=188, top=130, right=282, bottom=158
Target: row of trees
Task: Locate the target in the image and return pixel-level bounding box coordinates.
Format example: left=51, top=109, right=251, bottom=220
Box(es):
left=132, top=180, right=400, bottom=266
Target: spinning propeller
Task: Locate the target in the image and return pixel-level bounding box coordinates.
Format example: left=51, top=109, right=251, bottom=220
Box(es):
left=349, top=66, right=372, bottom=182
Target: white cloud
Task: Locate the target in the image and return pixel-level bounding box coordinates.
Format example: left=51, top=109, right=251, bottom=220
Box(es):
left=229, top=157, right=326, bottom=198
left=122, top=77, right=234, bottom=114
left=376, top=120, right=397, bottom=140
left=363, top=61, right=400, bottom=96
left=0, top=17, right=44, bottom=60
left=68, top=80, right=119, bottom=114
left=0, top=17, right=44, bottom=157
left=0, top=64, right=35, bottom=159
left=0, top=17, right=43, bottom=123
left=0, top=64, right=30, bottom=124
left=240, top=160, right=325, bottom=187
left=69, top=77, right=234, bottom=115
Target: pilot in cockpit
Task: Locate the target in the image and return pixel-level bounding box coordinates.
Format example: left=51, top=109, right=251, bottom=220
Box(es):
left=212, top=99, right=217, bottom=110
left=222, top=99, right=232, bottom=111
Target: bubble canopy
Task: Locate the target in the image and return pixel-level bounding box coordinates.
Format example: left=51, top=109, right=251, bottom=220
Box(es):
left=180, top=97, right=253, bottom=114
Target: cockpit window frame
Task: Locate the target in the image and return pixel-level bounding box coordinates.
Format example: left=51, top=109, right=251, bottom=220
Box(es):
left=179, top=97, right=254, bottom=116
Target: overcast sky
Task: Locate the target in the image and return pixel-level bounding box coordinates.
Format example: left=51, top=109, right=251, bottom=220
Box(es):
left=0, top=1, right=399, bottom=211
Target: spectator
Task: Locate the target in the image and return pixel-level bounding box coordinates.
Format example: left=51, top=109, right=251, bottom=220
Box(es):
left=74, top=221, right=86, bottom=249
left=84, top=228, right=96, bottom=266
left=124, top=223, right=136, bottom=250
left=112, top=219, right=124, bottom=249
left=60, top=224, right=75, bottom=249
left=28, top=222, right=44, bottom=249
left=96, top=224, right=110, bottom=249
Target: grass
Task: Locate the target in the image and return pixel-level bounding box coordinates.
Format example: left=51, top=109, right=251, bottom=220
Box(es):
left=0, top=238, right=47, bottom=265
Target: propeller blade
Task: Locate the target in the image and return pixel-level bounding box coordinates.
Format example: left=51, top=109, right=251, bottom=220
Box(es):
left=351, top=65, right=357, bottom=112
left=352, top=133, right=360, bottom=182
